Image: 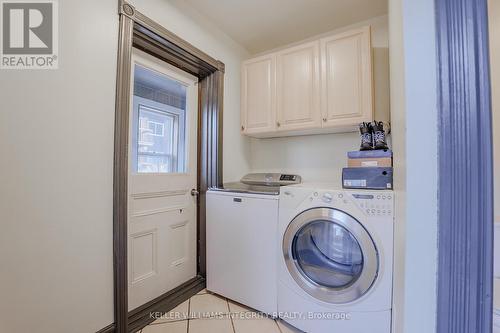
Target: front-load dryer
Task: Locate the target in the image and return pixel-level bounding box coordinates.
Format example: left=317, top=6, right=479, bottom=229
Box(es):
left=277, top=183, right=394, bottom=333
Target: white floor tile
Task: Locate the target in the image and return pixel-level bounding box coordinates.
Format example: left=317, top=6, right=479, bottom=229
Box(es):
left=228, top=300, right=253, bottom=313
left=189, top=293, right=229, bottom=319
left=152, top=300, right=190, bottom=324
left=232, top=315, right=280, bottom=333
left=188, top=316, right=233, bottom=333
left=142, top=320, right=188, bottom=333
left=196, top=288, right=208, bottom=295
left=276, top=319, right=304, bottom=333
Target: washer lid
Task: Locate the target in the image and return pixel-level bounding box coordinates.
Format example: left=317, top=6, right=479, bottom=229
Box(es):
left=283, top=207, right=379, bottom=304
left=240, top=173, right=302, bottom=186
left=210, top=182, right=280, bottom=195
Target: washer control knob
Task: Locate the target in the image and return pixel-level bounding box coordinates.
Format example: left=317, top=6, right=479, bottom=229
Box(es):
left=322, top=192, right=333, bottom=203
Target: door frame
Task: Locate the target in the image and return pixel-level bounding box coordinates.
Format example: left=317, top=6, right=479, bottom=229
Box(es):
left=112, top=1, right=224, bottom=332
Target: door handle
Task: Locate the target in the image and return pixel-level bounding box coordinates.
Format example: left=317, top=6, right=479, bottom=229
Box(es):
left=191, top=189, right=199, bottom=196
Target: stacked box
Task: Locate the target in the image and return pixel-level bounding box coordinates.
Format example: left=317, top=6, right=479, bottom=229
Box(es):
left=347, top=149, right=393, bottom=167
left=343, top=149, right=394, bottom=190
left=342, top=167, right=393, bottom=190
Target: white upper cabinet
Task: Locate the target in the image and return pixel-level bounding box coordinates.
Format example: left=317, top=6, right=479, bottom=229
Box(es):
left=276, top=41, right=321, bottom=131
left=320, top=26, right=373, bottom=128
left=241, top=25, right=374, bottom=138
left=241, top=55, right=276, bottom=135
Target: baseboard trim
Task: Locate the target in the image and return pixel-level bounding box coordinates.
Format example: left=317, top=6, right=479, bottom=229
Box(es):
left=128, top=276, right=205, bottom=332
left=96, top=276, right=205, bottom=333
left=96, top=323, right=115, bottom=333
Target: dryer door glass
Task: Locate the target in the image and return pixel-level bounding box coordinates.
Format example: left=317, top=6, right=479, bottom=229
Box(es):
left=292, top=220, right=363, bottom=288
left=283, top=207, right=378, bottom=304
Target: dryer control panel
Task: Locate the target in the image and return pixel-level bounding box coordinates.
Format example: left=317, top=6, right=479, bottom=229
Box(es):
left=350, top=192, right=393, bottom=217
left=303, top=189, right=394, bottom=218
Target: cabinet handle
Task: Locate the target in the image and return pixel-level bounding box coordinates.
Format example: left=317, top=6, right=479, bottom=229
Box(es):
left=241, top=125, right=245, bottom=131
left=323, top=118, right=327, bottom=122
left=276, top=122, right=281, bottom=127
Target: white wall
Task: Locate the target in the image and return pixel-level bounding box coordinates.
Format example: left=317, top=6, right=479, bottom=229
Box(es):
left=388, top=0, right=407, bottom=331
left=488, top=0, right=500, bottom=309
left=0, top=1, right=117, bottom=332
left=401, top=0, right=439, bottom=332
left=488, top=0, right=500, bottom=224
left=0, top=0, right=250, bottom=332
left=248, top=15, right=390, bottom=183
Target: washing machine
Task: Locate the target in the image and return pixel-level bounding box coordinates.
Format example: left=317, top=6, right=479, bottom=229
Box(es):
left=277, top=183, right=394, bottom=333
left=207, top=173, right=301, bottom=315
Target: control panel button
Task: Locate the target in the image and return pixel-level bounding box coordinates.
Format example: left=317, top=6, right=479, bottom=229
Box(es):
left=322, top=193, right=333, bottom=203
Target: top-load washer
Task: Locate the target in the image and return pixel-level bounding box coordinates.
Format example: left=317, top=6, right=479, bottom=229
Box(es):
left=277, top=183, right=394, bottom=333
left=206, top=173, right=301, bottom=315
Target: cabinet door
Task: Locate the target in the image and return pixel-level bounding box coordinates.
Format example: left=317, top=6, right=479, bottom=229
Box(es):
left=320, top=26, right=373, bottom=128
left=276, top=41, right=321, bottom=131
left=241, top=55, right=276, bottom=135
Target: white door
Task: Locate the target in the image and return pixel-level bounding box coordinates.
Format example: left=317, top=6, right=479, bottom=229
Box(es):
left=320, top=26, right=373, bottom=128
left=127, top=48, right=198, bottom=311
left=241, top=54, right=276, bottom=135
left=276, top=41, right=321, bottom=131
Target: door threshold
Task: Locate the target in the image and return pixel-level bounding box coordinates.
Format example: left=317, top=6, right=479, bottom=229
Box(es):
left=97, top=276, right=206, bottom=333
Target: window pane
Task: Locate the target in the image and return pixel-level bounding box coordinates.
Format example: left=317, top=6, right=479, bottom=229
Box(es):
left=137, top=155, right=172, bottom=173
left=137, top=106, right=174, bottom=173
left=132, top=64, right=187, bottom=173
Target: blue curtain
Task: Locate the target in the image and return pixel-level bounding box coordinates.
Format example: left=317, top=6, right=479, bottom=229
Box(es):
left=435, top=0, right=494, bottom=332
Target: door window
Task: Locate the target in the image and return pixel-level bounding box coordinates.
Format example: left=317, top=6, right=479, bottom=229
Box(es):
left=292, top=220, right=364, bottom=289
left=132, top=64, right=187, bottom=173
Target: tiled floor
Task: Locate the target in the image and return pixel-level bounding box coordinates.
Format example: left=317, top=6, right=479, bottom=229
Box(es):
left=138, top=289, right=303, bottom=333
